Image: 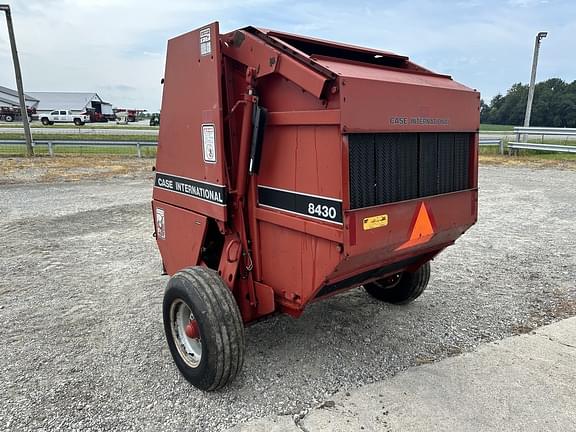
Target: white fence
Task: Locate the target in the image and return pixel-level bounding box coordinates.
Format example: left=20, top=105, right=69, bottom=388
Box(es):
left=0, top=139, right=157, bottom=157
left=508, top=127, right=576, bottom=154
left=1, top=129, right=575, bottom=158
left=479, top=138, right=503, bottom=154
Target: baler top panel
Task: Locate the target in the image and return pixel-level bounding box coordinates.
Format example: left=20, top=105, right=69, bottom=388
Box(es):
left=241, top=26, right=479, bottom=132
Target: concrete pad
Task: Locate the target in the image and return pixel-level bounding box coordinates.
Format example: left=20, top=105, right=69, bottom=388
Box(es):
left=232, top=317, right=576, bottom=432
left=536, top=318, right=576, bottom=347
left=227, top=415, right=301, bottom=432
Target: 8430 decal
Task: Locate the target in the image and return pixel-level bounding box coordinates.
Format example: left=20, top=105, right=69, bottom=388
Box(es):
left=307, top=203, right=338, bottom=220
left=258, top=186, right=343, bottom=224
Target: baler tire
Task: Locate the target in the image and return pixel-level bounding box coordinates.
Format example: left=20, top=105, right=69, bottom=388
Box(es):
left=163, top=266, right=245, bottom=391
left=364, top=262, right=430, bottom=305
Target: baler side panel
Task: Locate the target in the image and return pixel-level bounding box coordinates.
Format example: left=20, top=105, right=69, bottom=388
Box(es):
left=254, top=124, right=344, bottom=307
left=152, top=201, right=208, bottom=275
left=258, top=221, right=341, bottom=306
left=342, top=190, right=476, bottom=264
left=257, top=125, right=343, bottom=202
left=153, top=23, right=228, bottom=221
left=308, top=189, right=477, bottom=298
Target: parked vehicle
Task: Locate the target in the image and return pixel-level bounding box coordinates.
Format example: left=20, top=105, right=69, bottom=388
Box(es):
left=39, top=110, right=90, bottom=126
left=149, top=114, right=160, bottom=126
left=0, top=106, right=35, bottom=122
left=85, top=109, right=108, bottom=123
left=115, top=111, right=129, bottom=125
left=114, top=109, right=142, bottom=123
left=84, top=104, right=116, bottom=123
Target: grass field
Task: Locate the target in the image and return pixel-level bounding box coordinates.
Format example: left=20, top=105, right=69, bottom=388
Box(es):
left=0, top=132, right=157, bottom=142
left=0, top=144, right=157, bottom=157
left=480, top=146, right=576, bottom=160
left=0, top=132, right=157, bottom=157
left=480, top=124, right=515, bottom=132
left=480, top=136, right=576, bottom=161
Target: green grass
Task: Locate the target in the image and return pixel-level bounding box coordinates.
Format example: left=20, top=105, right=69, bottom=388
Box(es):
left=479, top=136, right=576, bottom=160
left=479, top=145, right=504, bottom=155
left=479, top=146, right=576, bottom=159
left=0, top=131, right=157, bottom=157
left=0, top=142, right=157, bottom=157
left=525, top=153, right=576, bottom=160
left=525, top=137, right=576, bottom=146
left=0, top=132, right=157, bottom=142
left=480, top=123, right=515, bottom=132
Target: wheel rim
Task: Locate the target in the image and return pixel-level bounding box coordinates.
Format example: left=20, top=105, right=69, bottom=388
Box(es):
left=375, top=273, right=402, bottom=289
left=170, top=299, right=202, bottom=368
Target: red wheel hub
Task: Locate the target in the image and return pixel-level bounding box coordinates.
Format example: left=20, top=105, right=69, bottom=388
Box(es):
left=185, top=320, right=200, bottom=339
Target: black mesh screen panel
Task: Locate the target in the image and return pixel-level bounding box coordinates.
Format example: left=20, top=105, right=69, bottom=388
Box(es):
left=349, top=134, right=375, bottom=209
left=453, top=133, right=470, bottom=191
left=348, top=132, right=472, bottom=209
left=395, top=133, right=419, bottom=202
left=418, top=133, right=439, bottom=197
left=374, top=134, right=396, bottom=203
left=438, top=133, right=455, bottom=194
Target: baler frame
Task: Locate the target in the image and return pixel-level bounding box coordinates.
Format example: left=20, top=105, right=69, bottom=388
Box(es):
left=152, top=22, right=479, bottom=390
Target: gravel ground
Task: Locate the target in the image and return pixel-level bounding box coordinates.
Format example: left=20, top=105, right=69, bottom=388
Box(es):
left=0, top=166, right=575, bottom=431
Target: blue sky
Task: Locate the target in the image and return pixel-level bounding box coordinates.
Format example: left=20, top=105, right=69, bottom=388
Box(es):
left=1, top=0, right=574, bottom=111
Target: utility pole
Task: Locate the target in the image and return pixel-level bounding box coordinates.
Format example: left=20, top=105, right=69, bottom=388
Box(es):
left=523, top=31, right=547, bottom=129
left=1, top=4, right=33, bottom=156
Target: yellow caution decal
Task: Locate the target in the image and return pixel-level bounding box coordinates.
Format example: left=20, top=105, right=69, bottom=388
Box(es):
left=363, top=214, right=389, bottom=230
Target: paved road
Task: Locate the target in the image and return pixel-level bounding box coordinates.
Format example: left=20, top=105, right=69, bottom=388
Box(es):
left=0, top=126, right=158, bottom=135
left=0, top=119, right=152, bottom=127
left=234, top=317, right=576, bottom=431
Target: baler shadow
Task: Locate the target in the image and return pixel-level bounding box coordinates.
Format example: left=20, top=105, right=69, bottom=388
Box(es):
left=237, top=287, right=430, bottom=391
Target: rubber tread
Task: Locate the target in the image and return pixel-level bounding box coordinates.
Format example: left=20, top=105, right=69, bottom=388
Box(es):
left=364, top=262, right=431, bottom=305
left=164, top=267, right=245, bottom=391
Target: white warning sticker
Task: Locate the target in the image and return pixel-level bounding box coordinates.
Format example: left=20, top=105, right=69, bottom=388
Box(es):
left=155, top=207, right=165, bottom=240
left=202, top=124, right=216, bottom=163
left=200, top=27, right=211, bottom=56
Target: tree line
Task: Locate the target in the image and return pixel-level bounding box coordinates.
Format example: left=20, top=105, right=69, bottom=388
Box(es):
left=480, top=78, right=576, bottom=127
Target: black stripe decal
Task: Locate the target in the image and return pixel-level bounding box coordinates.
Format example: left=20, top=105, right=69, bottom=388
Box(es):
left=258, top=186, right=343, bottom=224
left=154, top=172, right=227, bottom=206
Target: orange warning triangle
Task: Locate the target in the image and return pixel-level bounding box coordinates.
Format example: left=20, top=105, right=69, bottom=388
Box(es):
left=395, top=203, right=435, bottom=251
